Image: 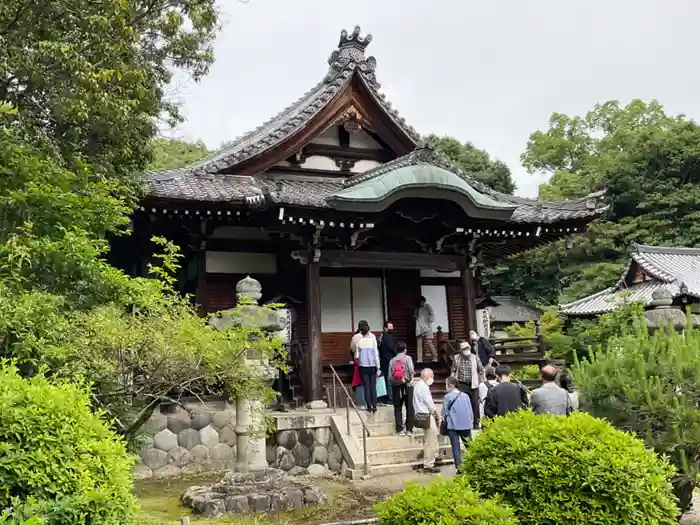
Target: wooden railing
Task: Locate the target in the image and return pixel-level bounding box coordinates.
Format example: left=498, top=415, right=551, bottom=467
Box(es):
left=437, top=321, right=547, bottom=368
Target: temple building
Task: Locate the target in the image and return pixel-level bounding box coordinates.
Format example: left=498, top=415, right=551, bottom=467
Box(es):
left=116, top=26, right=607, bottom=403
left=476, top=295, right=542, bottom=338
left=560, top=244, right=700, bottom=318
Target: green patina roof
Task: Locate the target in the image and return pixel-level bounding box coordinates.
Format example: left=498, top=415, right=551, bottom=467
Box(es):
left=328, top=163, right=517, bottom=216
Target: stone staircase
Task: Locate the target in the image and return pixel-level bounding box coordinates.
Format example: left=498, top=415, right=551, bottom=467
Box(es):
left=331, top=405, right=454, bottom=479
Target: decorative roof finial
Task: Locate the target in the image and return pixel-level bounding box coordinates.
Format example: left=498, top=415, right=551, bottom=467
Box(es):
left=326, top=26, right=379, bottom=88
left=338, top=26, right=372, bottom=55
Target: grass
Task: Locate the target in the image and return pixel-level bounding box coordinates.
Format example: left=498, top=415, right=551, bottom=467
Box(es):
left=135, top=473, right=394, bottom=525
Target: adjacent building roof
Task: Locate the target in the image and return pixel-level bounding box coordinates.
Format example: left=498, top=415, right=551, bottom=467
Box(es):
left=560, top=244, right=700, bottom=316
left=477, top=295, right=542, bottom=324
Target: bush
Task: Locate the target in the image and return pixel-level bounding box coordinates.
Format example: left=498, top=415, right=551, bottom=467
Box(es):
left=375, top=476, right=518, bottom=525
left=513, top=364, right=540, bottom=381
left=573, top=322, right=700, bottom=513
left=0, top=363, right=137, bottom=524
left=461, top=411, right=678, bottom=525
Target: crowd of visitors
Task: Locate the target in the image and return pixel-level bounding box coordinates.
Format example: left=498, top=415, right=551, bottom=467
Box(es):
left=349, top=301, right=577, bottom=473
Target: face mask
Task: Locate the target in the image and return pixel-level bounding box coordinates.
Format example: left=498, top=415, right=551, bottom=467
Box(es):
left=461, top=350, right=470, bottom=356
left=427, top=378, right=434, bottom=386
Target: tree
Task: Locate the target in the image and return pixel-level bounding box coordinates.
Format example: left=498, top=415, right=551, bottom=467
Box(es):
left=429, top=135, right=516, bottom=194
left=0, top=0, right=281, bottom=451
left=149, top=138, right=210, bottom=171
left=0, top=0, right=218, bottom=182
left=491, top=100, right=700, bottom=304
left=573, top=319, right=700, bottom=513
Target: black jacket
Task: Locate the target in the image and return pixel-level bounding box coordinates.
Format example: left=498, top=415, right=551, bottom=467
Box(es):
left=476, top=337, right=496, bottom=367
left=484, top=381, right=529, bottom=418
left=378, top=331, right=397, bottom=362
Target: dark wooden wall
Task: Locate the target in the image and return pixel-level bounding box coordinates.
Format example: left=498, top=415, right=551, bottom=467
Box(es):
left=195, top=262, right=472, bottom=365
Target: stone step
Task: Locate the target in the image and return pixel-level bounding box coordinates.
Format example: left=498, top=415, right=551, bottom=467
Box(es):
left=365, top=433, right=451, bottom=452
left=367, top=443, right=453, bottom=466
left=366, top=457, right=455, bottom=478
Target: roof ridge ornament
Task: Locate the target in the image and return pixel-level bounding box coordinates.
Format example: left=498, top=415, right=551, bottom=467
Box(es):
left=325, top=26, right=379, bottom=89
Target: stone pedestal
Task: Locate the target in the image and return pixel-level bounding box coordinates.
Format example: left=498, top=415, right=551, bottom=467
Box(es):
left=214, top=275, right=288, bottom=473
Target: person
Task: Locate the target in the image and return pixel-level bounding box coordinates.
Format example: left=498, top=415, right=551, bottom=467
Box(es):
left=530, top=365, right=571, bottom=416
left=559, top=373, right=579, bottom=411
left=478, top=366, right=498, bottom=421
left=484, top=364, right=529, bottom=418
left=442, top=376, right=473, bottom=473
left=470, top=330, right=497, bottom=367
left=350, top=348, right=364, bottom=408
left=389, top=341, right=415, bottom=435
left=414, top=296, right=437, bottom=363
left=413, top=368, right=440, bottom=473
left=351, top=320, right=380, bottom=413
left=451, top=340, right=485, bottom=429
left=378, top=321, right=397, bottom=405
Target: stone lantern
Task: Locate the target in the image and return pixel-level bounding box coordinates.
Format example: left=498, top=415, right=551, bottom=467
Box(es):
left=210, top=275, right=288, bottom=472
left=644, top=287, right=690, bottom=332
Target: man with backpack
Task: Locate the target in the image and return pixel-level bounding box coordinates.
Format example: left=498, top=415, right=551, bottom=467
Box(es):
left=389, top=341, right=415, bottom=435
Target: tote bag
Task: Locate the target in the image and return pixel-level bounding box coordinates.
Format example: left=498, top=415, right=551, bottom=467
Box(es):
left=376, top=376, right=388, bottom=398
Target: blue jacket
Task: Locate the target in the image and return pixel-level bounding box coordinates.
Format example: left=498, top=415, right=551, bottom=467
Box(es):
left=442, top=390, right=473, bottom=431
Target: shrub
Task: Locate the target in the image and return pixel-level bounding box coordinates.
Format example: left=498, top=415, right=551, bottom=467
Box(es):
left=513, top=364, right=540, bottom=381
left=375, top=476, right=518, bottom=525
left=461, top=411, right=678, bottom=525
left=0, top=363, right=137, bottom=524
left=505, top=310, right=574, bottom=362
left=573, top=322, right=700, bottom=513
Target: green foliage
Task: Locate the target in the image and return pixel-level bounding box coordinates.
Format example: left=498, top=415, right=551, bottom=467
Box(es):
left=573, top=319, right=700, bottom=512
left=429, top=134, right=516, bottom=194
left=512, top=364, right=540, bottom=381
left=375, top=476, right=518, bottom=525
left=0, top=0, right=218, bottom=178
left=0, top=362, right=137, bottom=524
left=462, top=411, right=678, bottom=525
left=504, top=310, right=573, bottom=362
left=491, top=100, right=700, bottom=305
left=149, top=138, right=210, bottom=171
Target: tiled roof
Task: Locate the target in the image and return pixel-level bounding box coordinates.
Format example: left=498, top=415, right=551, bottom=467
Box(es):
left=144, top=26, right=419, bottom=180
left=560, top=244, right=700, bottom=315
left=144, top=149, right=608, bottom=225
left=478, top=295, right=542, bottom=323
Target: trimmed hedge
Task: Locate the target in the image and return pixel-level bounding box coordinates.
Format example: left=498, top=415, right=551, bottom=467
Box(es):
left=461, top=411, right=678, bottom=525
left=375, top=476, right=518, bottom=525
left=0, top=363, right=137, bottom=524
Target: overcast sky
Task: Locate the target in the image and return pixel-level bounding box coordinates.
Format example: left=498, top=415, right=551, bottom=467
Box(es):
left=169, top=0, right=698, bottom=198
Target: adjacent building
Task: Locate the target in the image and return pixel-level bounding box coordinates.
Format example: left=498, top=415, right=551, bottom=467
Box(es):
left=560, top=244, right=700, bottom=317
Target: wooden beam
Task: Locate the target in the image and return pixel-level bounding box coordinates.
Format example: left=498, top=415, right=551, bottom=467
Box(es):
left=306, top=253, right=323, bottom=402
left=461, top=259, right=478, bottom=337
left=303, top=143, right=393, bottom=163
left=291, top=250, right=462, bottom=271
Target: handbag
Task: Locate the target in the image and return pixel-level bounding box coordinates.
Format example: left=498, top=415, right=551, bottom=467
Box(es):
left=439, top=394, right=460, bottom=436
left=414, top=412, right=431, bottom=429
left=376, top=375, right=387, bottom=398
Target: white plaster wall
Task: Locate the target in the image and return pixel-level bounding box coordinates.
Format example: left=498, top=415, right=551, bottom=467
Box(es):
left=420, top=285, right=450, bottom=333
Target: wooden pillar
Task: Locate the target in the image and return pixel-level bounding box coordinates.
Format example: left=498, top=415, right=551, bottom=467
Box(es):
left=461, top=260, right=477, bottom=337
left=306, top=256, right=323, bottom=402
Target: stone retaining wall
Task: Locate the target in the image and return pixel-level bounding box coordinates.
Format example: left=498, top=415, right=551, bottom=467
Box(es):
left=134, top=402, right=341, bottom=480
left=266, top=427, right=342, bottom=477
left=134, top=403, right=237, bottom=480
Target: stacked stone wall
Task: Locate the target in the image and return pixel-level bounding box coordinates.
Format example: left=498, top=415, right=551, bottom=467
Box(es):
left=134, top=404, right=341, bottom=480
left=134, top=405, right=237, bottom=480
left=265, top=427, right=342, bottom=477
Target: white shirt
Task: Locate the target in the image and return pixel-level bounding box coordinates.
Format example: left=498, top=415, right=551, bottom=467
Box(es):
left=351, top=332, right=379, bottom=368
left=413, top=379, right=436, bottom=414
